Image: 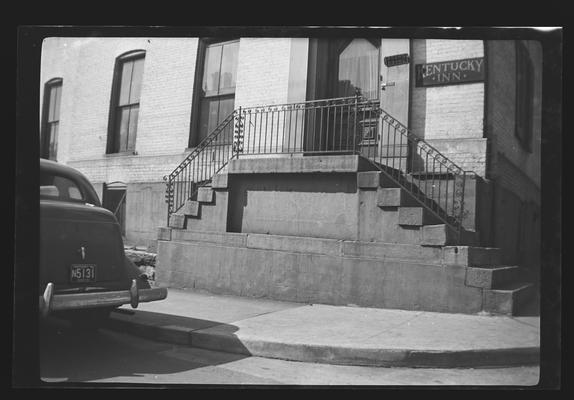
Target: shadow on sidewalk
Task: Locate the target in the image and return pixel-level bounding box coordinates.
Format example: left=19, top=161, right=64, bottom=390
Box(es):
left=39, top=310, right=251, bottom=384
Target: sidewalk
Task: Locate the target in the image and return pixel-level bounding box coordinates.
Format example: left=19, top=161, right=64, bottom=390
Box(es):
left=104, top=288, right=540, bottom=368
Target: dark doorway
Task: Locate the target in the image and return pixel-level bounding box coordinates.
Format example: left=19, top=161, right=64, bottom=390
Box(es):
left=305, top=38, right=380, bottom=153
left=102, top=182, right=127, bottom=237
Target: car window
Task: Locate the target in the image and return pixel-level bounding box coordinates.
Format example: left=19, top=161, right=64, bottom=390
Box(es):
left=40, top=172, right=86, bottom=203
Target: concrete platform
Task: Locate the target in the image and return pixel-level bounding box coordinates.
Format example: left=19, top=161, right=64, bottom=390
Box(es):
left=104, top=288, right=540, bottom=368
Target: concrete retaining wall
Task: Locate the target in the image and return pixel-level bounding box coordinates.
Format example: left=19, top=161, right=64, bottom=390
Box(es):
left=156, top=233, right=486, bottom=314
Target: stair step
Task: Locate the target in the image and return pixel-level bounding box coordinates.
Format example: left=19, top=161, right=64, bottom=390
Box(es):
left=197, top=187, right=214, bottom=203
left=357, top=171, right=396, bottom=189
left=482, top=282, right=535, bottom=315
left=398, top=207, right=442, bottom=226
left=420, top=224, right=457, bottom=246
left=168, top=213, right=187, bottom=229
left=182, top=200, right=200, bottom=217
left=212, top=173, right=229, bottom=189
left=443, top=246, right=501, bottom=267
left=377, top=187, right=419, bottom=208
left=465, top=265, right=521, bottom=289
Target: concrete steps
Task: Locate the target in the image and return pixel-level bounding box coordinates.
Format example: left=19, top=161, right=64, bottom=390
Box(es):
left=465, top=265, right=522, bottom=289
left=357, top=171, right=476, bottom=247
left=482, top=282, right=536, bottom=315
left=168, top=173, right=229, bottom=231
left=160, top=157, right=534, bottom=316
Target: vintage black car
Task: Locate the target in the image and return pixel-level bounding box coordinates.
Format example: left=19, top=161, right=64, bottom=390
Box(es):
left=39, top=158, right=167, bottom=324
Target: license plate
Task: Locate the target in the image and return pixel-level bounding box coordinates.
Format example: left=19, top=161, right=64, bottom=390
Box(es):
left=70, top=264, right=96, bottom=283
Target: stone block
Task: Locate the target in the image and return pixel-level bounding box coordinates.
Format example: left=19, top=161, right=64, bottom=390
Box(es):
left=182, top=200, right=199, bottom=217
left=377, top=188, right=403, bottom=207
left=357, top=171, right=382, bottom=189
left=465, top=266, right=520, bottom=289
left=157, top=227, right=172, bottom=241
left=212, top=173, right=229, bottom=189
left=341, top=241, right=444, bottom=264
left=420, top=224, right=456, bottom=246
left=398, top=207, right=426, bottom=226
left=482, top=283, right=534, bottom=315
left=443, top=246, right=502, bottom=267
left=197, top=187, right=214, bottom=203
left=168, top=214, right=186, bottom=229
left=172, top=230, right=248, bottom=248
left=246, top=233, right=342, bottom=257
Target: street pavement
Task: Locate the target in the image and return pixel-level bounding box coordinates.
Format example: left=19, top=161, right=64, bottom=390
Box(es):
left=39, top=322, right=540, bottom=386
left=104, top=287, right=540, bottom=369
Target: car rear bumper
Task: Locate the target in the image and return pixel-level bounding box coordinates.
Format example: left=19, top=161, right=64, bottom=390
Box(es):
left=39, top=279, right=168, bottom=318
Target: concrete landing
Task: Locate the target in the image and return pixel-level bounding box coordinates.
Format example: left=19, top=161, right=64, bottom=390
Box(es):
left=104, top=288, right=540, bottom=368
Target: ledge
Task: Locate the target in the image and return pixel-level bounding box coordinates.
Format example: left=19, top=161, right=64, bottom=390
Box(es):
left=228, top=154, right=372, bottom=174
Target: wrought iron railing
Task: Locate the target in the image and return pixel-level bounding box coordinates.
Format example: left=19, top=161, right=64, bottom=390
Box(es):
left=361, top=109, right=475, bottom=235
left=164, top=111, right=236, bottom=224
left=166, top=94, right=473, bottom=237
left=235, top=96, right=376, bottom=155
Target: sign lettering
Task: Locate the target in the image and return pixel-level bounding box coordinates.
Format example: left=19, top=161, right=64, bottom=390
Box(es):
left=415, top=57, right=485, bottom=87
left=384, top=53, right=410, bottom=67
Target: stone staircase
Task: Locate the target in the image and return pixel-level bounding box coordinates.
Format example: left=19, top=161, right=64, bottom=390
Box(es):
left=159, top=158, right=536, bottom=316
left=355, top=169, right=534, bottom=315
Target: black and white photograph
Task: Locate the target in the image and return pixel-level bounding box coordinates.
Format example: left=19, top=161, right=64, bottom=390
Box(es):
left=13, top=25, right=562, bottom=389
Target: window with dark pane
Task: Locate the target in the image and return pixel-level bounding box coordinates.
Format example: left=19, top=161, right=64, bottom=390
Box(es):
left=108, top=51, right=145, bottom=153
left=195, top=40, right=239, bottom=144
left=515, top=41, right=534, bottom=152
left=41, top=79, right=63, bottom=161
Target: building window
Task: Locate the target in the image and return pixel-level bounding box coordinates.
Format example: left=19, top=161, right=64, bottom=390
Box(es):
left=190, top=39, right=239, bottom=147
left=515, top=41, right=534, bottom=152
left=41, top=78, right=63, bottom=160
left=107, top=50, right=145, bottom=154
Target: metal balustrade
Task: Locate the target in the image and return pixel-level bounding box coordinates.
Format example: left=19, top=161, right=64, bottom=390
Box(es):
left=165, top=94, right=473, bottom=240
left=164, top=111, right=236, bottom=224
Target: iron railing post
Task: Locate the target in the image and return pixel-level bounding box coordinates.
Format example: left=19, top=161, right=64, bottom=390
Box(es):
left=233, top=107, right=243, bottom=158
left=353, top=93, right=359, bottom=153
left=458, top=171, right=467, bottom=243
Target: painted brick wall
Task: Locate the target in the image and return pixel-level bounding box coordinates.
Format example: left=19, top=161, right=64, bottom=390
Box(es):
left=486, top=40, right=542, bottom=204
left=410, top=39, right=485, bottom=140
left=234, top=38, right=300, bottom=152
left=234, top=38, right=292, bottom=108
left=40, top=37, right=83, bottom=165
left=40, top=37, right=198, bottom=183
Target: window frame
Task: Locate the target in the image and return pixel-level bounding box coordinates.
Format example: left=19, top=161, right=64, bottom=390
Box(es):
left=40, top=172, right=87, bottom=204
left=188, top=38, right=239, bottom=148
left=106, top=50, right=146, bottom=155
left=515, top=41, right=534, bottom=153
left=40, top=78, right=63, bottom=161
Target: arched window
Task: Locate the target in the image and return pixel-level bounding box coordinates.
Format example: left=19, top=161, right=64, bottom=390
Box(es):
left=41, top=78, right=63, bottom=160
left=107, top=50, right=146, bottom=154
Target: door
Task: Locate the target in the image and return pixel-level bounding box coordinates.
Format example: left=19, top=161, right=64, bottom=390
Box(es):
left=102, top=182, right=127, bottom=237
left=305, top=38, right=380, bottom=153
left=378, top=39, right=411, bottom=171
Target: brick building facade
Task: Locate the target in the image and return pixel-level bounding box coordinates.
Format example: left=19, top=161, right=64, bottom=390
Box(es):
left=40, top=35, right=543, bottom=313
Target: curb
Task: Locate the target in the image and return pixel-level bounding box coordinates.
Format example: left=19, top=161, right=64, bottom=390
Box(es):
left=104, top=310, right=540, bottom=368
